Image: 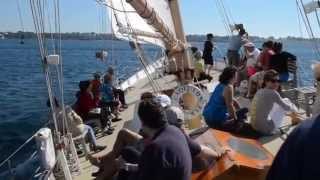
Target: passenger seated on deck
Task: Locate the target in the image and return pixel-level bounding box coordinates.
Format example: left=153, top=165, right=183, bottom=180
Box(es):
left=74, top=80, right=98, bottom=120
left=75, top=80, right=112, bottom=133
left=101, top=73, right=122, bottom=122
left=266, top=114, right=320, bottom=180
left=236, top=42, right=261, bottom=86
left=269, top=42, right=297, bottom=82
left=203, top=66, right=249, bottom=132
left=191, top=47, right=213, bottom=83
left=246, top=68, right=265, bottom=98
left=243, top=42, right=260, bottom=77
left=65, top=107, right=106, bottom=152
left=47, top=99, right=106, bottom=152
left=89, top=93, right=224, bottom=180
left=258, top=41, right=275, bottom=71
left=249, top=70, right=300, bottom=135
left=107, top=67, right=128, bottom=109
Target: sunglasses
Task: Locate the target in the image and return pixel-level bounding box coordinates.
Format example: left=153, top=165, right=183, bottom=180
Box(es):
left=270, top=79, right=281, bottom=83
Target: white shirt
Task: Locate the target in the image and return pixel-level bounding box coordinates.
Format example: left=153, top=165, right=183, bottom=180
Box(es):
left=246, top=48, right=260, bottom=67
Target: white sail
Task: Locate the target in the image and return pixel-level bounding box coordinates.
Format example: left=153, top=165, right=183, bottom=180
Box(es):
left=107, top=0, right=176, bottom=48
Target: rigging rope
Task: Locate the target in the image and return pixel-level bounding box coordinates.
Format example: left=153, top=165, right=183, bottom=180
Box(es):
left=118, top=0, right=161, bottom=92
left=95, top=0, right=136, bottom=13
left=16, top=0, right=25, bottom=32
left=29, top=0, right=68, bottom=137
left=297, top=0, right=320, bottom=58
left=214, top=0, right=233, bottom=36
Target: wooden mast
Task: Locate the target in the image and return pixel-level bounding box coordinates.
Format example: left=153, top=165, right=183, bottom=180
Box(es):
left=168, top=0, right=193, bottom=82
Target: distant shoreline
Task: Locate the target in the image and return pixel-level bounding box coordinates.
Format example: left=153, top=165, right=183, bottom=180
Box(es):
left=0, top=32, right=314, bottom=42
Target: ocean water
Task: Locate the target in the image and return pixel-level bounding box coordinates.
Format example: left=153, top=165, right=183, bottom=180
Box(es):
left=0, top=39, right=317, bottom=174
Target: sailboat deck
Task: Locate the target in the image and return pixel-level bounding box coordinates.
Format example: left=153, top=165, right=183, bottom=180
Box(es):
left=74, top=68, right=303, bottom=180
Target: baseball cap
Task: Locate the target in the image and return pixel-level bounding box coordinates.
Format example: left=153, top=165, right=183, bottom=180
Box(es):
left=155, top=94, right=171, bottom=108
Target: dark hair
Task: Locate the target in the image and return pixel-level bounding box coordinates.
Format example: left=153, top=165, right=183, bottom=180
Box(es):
left=140, top=92, right=155, bottom=100
left=79, top=80, right=91, bottom=92
left=93, top=72, right=101, bottom=79
left=104, top=74, right=112, bottom=83
left=273, top=42, right=283, bottom=54
left=262, top=70, right=279, bottom=88
left=107, top=67, right=114, bottom=75
left=263, top=41, right=274, bottom=49
left=207, top=33, right=213, bottom=39
left=191, top=47, right=198, bottom=54
left=138, top=99, right=167, bottom=129
left=219, top=66, right=237, bottom=85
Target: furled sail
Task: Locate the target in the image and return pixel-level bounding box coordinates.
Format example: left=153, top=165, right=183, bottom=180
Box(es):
left=106, top=0, right=176, bottom=48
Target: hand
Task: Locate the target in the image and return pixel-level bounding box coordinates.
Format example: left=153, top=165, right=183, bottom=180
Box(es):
left=217, top=147, right=231, bottom=158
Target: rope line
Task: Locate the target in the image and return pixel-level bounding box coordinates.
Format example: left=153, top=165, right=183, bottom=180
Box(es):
left=96, top=0, right=136, bottom=13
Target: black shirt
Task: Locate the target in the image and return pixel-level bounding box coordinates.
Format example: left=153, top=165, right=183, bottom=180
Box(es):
left=137, top=125, right=201, bottom=180
left=269, top=51, right=296, bottom=73
left=267, top=114, right=320, bottom=180
left=203, top=40, right=213, bottom=59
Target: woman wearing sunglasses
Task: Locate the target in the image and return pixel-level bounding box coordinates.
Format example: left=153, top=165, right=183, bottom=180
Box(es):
left=250, top=70, right=298, bottom=135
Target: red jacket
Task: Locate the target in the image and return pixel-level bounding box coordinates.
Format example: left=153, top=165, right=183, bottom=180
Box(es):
left=259, top=49, right=275, bottom=70
left=91, top=79, right=101, bottom=105
left=75, top=92, right=96, bottom=120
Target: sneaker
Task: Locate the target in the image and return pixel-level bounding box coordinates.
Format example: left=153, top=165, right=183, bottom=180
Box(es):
left=103, top=128, right=114, bottom=135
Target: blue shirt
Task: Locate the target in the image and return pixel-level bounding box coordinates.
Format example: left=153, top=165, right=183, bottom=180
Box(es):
left=267, top=114, right=320, bottom=180
left=100, top=83, right=114, bottom=102
left=203, top=83, right=228, bottom=126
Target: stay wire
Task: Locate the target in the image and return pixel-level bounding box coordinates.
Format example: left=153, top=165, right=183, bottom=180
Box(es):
left=119, top=0, right=161, bottom=92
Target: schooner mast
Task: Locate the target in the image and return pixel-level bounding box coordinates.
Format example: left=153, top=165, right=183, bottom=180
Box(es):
left=109, top=0, right=193, bottom=83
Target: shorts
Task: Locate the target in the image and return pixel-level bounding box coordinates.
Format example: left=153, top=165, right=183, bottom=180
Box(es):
left=203, top=56, right=214, bottom=65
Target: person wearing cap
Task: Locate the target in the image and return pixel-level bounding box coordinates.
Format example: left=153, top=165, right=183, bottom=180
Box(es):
left=244, top=42, right=260, bottom=77
left=106, top=67, right=128, bottom=109
left=155, top=94, right=188, bottom=130
left=236, top=42, right=261, bottom=86
left=90, top=94, right=224, bottom=179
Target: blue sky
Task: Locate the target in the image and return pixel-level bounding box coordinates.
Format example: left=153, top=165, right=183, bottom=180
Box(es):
left=0, top=0, right=316, bottom=37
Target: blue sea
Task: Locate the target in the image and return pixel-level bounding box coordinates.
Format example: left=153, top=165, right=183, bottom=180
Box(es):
left=0, top=39, right=318, bottom=176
